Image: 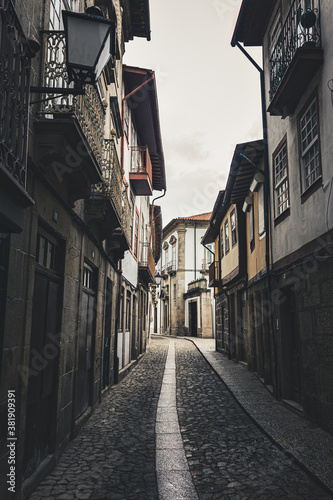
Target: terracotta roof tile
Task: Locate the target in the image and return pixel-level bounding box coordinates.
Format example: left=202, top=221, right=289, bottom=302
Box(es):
left=178, top=212, right=212, bottom=221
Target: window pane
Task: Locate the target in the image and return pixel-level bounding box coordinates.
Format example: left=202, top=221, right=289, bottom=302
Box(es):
left=220, top=228, right=224, bottom=258
left=225, top=220, right=230, bottom=254
left=258, top=185, right=265, bottom=235
left=300, top=98, right=320, bottom=191
left=274, top=141, right=289, bottom=216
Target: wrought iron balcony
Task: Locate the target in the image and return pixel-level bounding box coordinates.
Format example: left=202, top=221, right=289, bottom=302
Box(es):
left=0, top=0, right=34, bottom=232
left=34, top=31, right=105, bottom=201
left=208, top=261, right=221, bottom=288
left=167, top=260, right=176, bottom=275
left=90, top=138, right=122, bottom=218
left=129, top=145, right=153, bottom=196
left=268, top=0, right=323, bottom=116
left=201, top=258, right=212, bottom=273
left=87, top=138, right=124, bottom=241
left=122, top=190, right=131, bottom=247
left=161, top=264, right=168, bottom=278
left=139, top=241, right=155, bottom=283
left=104, top=188, right=131, bottom=262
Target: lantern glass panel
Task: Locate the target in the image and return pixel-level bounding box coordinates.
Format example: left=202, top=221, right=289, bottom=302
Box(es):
left=65, top=15, right=111, bottom=70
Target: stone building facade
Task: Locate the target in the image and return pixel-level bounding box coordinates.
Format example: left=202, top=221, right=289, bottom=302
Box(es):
left=203, top=0, right=333, bottom=435
left=157, top=214, right=214, bottom=338
left=232, top=0, right=333, bottom=434
left=0, top=1, right=165, bottom=498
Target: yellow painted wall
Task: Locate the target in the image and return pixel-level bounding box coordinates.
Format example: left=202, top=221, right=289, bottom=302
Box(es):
left=246, top=190, right=267, bottom=281
left=220, top=204, right=239, bottom=279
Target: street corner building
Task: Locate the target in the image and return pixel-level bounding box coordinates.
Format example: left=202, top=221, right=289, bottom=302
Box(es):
left=204, top=0, right=333, bottom=438
left=0, top=0, right=166, bottom=497
left=155, top=213, right=215, bottom=338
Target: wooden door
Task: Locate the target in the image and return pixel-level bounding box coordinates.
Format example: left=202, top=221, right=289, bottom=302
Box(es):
left=281, top=289, right=301, bottom=402
left=75, top=264, right=96, bottom=419
left=102, top=279, right=113, bottom=389
left=24, top=230, right=62, bottom=479
left=238, top=291, right=247, bottom=362
left=0, top=234, right=10, bottom=379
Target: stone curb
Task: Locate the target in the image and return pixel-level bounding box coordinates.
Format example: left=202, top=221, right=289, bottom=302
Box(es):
left=151, top=334, right=333, bottom=497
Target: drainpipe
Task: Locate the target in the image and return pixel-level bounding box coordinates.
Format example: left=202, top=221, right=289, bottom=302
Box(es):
left=231, top=41, right=278, bottom=397
left=203, top=243, right=215, bottom=257
left=123, top=74, right=155, bottom=102
left=194, top=222, right=197, bottom=280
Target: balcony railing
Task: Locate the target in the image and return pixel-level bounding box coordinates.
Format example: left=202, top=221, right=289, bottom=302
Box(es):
left=129, top=145, right=153, bottom=195
left=201, top=258, right=213, bottom=273
left=139, top=241, right=155, bottom=282
left=269, top=0, right=321, bottom=103
left=167, top=260, right=176, bottom=274
left=122, top=190, right=131, bottom=247
left=0, top=0, right=31, bottom=191
left=91, top=138, right=123, bottom=219
left=161, top=264, right=167, bottom=277
left=130, top=145, right=152, bottom=175
left=36, top=31, right=105, bottom=169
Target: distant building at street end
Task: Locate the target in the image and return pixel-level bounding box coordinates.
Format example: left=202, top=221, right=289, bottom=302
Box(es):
left=155, top=213, right=214, bottom=338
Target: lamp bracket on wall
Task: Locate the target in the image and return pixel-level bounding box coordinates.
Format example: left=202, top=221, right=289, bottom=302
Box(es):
left=30, top=86, right=86, bottom=105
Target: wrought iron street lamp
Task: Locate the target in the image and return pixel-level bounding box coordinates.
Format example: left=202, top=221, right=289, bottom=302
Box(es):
left=155, top=272, right=162, bottom=286
left=154, top=272, right=162, bottom=334
left=62, top=6, right=116, bottom=88
left=30, top=6, right=116, bottom=98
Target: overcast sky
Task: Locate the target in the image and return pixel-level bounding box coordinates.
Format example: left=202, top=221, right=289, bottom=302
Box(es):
left=124, top=0, right=263, bottom=227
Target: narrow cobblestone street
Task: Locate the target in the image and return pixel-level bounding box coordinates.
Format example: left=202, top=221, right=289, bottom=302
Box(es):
left=29, top=338, right=332, bottom=500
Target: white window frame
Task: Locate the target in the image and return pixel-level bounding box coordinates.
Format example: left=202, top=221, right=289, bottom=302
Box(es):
left=258, top=184, right=266, bottom=238
left=220, top=227, right=224, bottom=259
left=299, top=96, right=321, bottom=193
left=273, top=140, right=289, bottom=218
left=249, top=203, right=255, bottom=251
left=230, top=209, right=237, bottom=247
left=224, top=220, right=230, bottom=254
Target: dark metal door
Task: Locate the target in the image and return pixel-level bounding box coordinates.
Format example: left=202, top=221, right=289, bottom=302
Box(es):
left=75, top=264, right=96, bottom=419
left=189, top=301, right=197, bottom=337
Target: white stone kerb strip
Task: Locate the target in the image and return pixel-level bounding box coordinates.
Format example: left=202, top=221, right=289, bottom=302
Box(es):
left=156, top=341, right=198, bottom=500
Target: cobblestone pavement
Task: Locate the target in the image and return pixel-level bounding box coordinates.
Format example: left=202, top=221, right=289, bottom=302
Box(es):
left=29, top=338, right=169, bottom=500
left=175, top=339, right=332, bottom=500
left=29, top=337, right=332, bottom=500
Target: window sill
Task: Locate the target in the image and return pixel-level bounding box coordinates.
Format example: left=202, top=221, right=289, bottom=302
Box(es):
left=301, top=176, right=322, bottom=204
left=274, top=207, right=290, bottom=227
